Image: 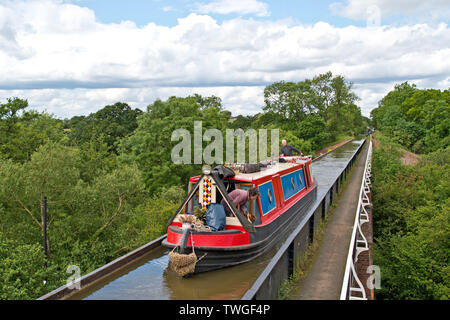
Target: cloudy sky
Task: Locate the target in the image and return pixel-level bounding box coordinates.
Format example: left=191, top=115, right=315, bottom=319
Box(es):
left=0, top=0, right=449, bottom=118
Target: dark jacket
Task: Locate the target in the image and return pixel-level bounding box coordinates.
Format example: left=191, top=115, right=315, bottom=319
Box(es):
left=281, top=145, right=302, bottom=156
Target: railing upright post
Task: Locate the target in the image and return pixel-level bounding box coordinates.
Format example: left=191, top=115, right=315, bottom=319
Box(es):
left=288, top=243, right=294, bottom=277
left=321, top=198, right=326, bottom=219
left=309, top=214, right=314, bottom=244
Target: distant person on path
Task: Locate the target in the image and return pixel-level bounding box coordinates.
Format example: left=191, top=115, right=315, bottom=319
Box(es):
left=281, top=139, right=303, bottom=156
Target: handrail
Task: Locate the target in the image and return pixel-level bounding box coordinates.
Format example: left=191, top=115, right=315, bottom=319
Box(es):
left=340, top=139, right=372, bottom=300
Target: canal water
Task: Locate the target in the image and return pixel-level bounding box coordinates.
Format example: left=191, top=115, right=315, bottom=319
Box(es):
left=70, top=139, right=365, bottom=300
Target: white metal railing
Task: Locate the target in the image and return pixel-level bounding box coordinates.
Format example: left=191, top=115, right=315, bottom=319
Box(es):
left=340, top=140, right=373, bottom=300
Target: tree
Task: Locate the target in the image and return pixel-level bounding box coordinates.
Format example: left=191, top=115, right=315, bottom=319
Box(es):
left=0, top=232, right=61, bottom=300
left=325, top=75, right=359, bottom=134
left=422, top=99, right=450, bottom=153
left=403, top=89, right=443, bottom=122
left=295, top=114, right=329, bottom=150
left=86, top=164, right=146, bottom=244
left=0, top=98, right=65, bottom=162
left=0, top=143, right=80, bottom=254
left=263, top=80, right=314, bottom=126
left=119, top=95, right=230, bottom=194
left=0, top=97, right=28, bottom=127
left=228, top=115, right=250, bottom=130
left=66, top=102, right=143, bottom=153
left=370, top=85, right=449, bottom=154
left=14, top=112, right=65, bottom=162
left=310, top=71, right=334, bottom=121
left=371, top=82, right=417, bottom=129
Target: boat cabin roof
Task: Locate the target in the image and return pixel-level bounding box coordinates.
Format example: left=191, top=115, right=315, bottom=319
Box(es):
left=190, top=158, right=311, bottom=184
left=233, top=162, right=302, bottom=181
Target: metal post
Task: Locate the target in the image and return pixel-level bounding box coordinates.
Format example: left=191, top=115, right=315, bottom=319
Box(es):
left=308, top=215, right=314, bottom=244
left=43, top=196, right=48, bottom=268
left=336, top=177, right=340, bottom=194
left=321, top=198, right=326, bottom=219
left=330, top=186, right=333, bottom=205
left=287, top=243, right=294, bottom=277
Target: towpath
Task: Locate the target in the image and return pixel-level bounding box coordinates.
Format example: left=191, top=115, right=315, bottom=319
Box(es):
left=295, top=141, right=369, bottom=300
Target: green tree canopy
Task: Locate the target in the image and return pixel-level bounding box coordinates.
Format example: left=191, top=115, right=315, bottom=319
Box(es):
left=119, top=95, right=230, bottom=194
left=370, top=83, right=449, bottom=153
left=0, top=98, right=64, bottom=162
left=66, top=102, right=143, bottom=153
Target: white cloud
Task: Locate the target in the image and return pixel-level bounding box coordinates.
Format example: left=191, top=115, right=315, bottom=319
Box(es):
left=0, top=0, right=449, bottom=119
left=162, top=6, right=177, bottom=12
left=330, top=0, right=450, bottom=22
left=0, top=86, right=265, bottom=118
left=193, top=0, right=270, bottom=17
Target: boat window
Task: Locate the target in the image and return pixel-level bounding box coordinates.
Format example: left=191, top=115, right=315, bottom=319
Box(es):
left=298, top=172, right=304, bottom=186
left=308, top=165, right=313, bottom=185
left=215, top=180, right=238, bottom=205
left=281, top=169, right=306, bottom=201
left=237, top=183, right=254, bottom=214
left=258, top=181, right=277, bottom=215
left=252, top=197, right=261, bottom=224
left=237, top=183, right=261, bottom=225
left=186, top=181, right=201, bottom=213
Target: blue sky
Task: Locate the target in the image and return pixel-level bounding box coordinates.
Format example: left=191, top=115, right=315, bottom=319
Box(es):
left=73, top=0, right=359, bottom=27
left=0, top=0, right=449, bottom=118
left=71, top=0, right=412, bottom=28
left=73, top=0, right=449, bottom=28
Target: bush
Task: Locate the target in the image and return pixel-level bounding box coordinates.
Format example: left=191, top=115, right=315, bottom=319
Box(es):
left=372, top=138, right=449, bottom=300
left=0, top=233, right=63, bottom=300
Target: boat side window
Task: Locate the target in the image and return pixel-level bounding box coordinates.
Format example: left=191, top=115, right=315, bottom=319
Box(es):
left=308, top=165, right=313, bottom=185
left=237, top=183, right=261, bottom=224
left=237, top=183, right=254, bottom=214
left=258, top=181, right=277, bottom=215
left=216, top=180, right=238, bottom=205
left=186, top=181, right=201, bottom=213
left=280, top=169, right=306, bottom=201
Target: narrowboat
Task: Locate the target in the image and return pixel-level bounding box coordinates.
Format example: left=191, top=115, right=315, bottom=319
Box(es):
left=162, top=156, right=317, bottom=275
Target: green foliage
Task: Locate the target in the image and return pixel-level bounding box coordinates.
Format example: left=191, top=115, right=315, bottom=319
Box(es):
left=65, top=102, right=142, bottom=153
left=0, top=143, right=81, bottom=246
left=119, top=95, right=230, bottom=194
left=75, top=135, right=117, bottom=183
left=264, top=80, right=314, bottom=125
left=371, top=83, right=449, bottom=154
left=0, top=150, right=185, bottom=299
left=372, top=138, right=450, bottom=299
left=228, top=114, right=257, bottom=130
left=131, top=187, right=185, bottom=245
left=294, top=114, right=332, bottom=152
left=0, top=232, right=63, bottom=300
left=0, top=98, right=65, bottom=162
left=193, top=206, right=207, bottom=223
left=262, top=72, right=365, bottom=153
